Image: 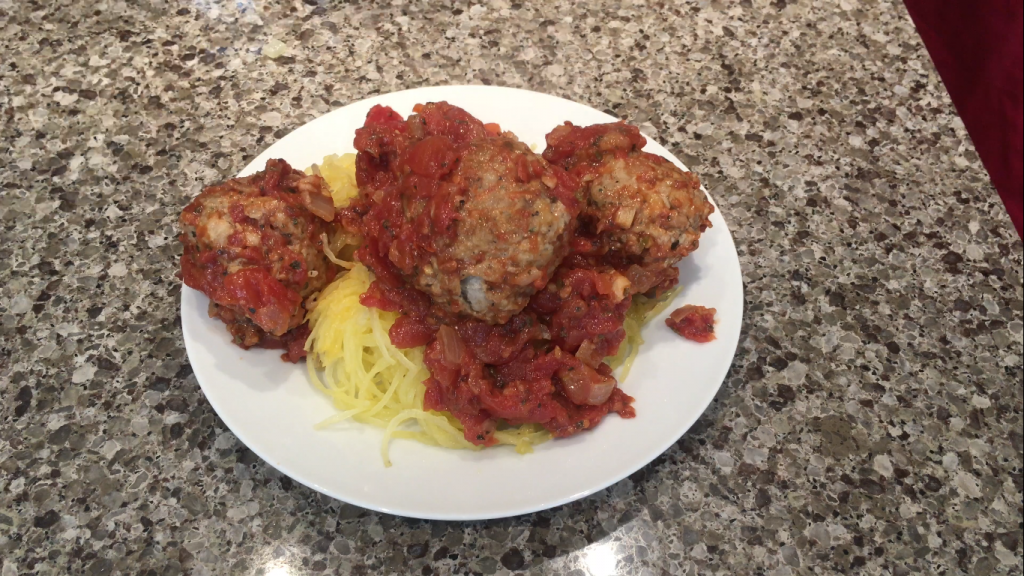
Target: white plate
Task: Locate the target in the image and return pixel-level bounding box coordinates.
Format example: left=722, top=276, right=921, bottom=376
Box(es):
left=181, top=85, right=743, bottom=520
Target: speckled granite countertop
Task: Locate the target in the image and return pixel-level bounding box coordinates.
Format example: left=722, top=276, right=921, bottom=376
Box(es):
left=1, top=0, right=1021, bottom=574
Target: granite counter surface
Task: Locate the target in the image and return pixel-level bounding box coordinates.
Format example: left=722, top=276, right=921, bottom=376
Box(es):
left=1, top=1, right=1021, bottom=575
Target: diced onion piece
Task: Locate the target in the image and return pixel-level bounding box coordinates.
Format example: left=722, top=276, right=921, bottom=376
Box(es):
left=614, top=206, right=636, bottom=228
left=436, top=325, right=465, bottom=368
left=558, top=363, right=617, bottom=406
left=586, top=378, right=617, bottom=406
left=575, top=339, right=601, bottom=368
left=592, top=272, right=630, bottom=303
left=303, top=187, right=336, bottom=222
left=611, top=274, right=630, bottom=302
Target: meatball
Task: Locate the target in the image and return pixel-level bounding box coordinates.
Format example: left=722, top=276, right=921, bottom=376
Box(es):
left=179, top=159, right=338, bottom=359
left=543, top=122, right=714, bottom=270
left=419, top=135, right=573, bottom=323
left=353, top=103, right=577, bottom=325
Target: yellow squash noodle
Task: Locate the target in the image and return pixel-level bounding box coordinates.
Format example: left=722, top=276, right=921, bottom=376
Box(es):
left=606, top=286, right=681, bottom=381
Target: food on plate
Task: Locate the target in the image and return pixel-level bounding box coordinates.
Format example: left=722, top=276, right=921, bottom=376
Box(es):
left=180, top=101, right=716, bottom=462
left=543, top=121, right=715, bottom=294
left=666, top=304, right=717, bottom=343
left=319, top=102, right=712, bottom=448
left=305, top=260, right=549, bottom=466
left=348, top=102, right=578, bottom=325
left=178, top=159, right=340, bottom=362
left=308, top=152, right=359, bottom=207
left=346, top=103, right=636, bottom=445
left=609, top=285, right=683, bottom=379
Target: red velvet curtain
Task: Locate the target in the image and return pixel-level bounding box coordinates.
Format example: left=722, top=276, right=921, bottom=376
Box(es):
left=904, top=1, right=1023, bottom=238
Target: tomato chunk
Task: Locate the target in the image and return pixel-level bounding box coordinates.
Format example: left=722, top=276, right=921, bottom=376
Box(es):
left=666, top=305, right=717, bottom=343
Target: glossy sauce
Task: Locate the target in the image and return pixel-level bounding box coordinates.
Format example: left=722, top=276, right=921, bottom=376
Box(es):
left=347, top=104, right=650, bottom=445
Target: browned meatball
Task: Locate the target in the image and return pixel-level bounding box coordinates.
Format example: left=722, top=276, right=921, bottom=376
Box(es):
left=179, top=159, right=339, bottom=360
left=417, top=135, right=573, bottom=324
left=543, top=122, right=714, bottom=270
left=354, top=102, right=580, bottom=326
left=586, top=153, right=711, bottom=266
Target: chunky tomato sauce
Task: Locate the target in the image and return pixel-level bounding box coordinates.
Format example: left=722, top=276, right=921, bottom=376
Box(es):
left=542, top=121, right=648, bottom=171
left=666, top=305, right=717, bottom=343
left=180, top=159, right=336, bottom=362
left=543, top=122, right=702, bottom=296
left=341, top=103, right=692, bottom=445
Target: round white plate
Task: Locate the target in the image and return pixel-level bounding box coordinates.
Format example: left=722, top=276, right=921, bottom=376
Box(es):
left=181, top=85, right=743, bottom=520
